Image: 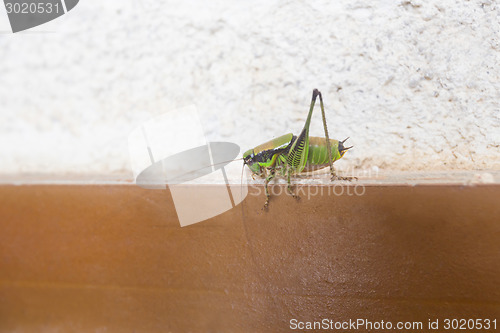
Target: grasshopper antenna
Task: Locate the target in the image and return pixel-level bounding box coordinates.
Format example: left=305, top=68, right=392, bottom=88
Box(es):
left=240, top=160, right=247, bottom=224
left=169, top=157, right=243, bottom=183
left=198, top=158, right=243, bottom=172
left=240, top=161, right=245, bottom=196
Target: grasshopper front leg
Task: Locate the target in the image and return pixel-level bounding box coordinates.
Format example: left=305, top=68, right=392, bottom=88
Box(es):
left=286, top=169, right=300, bottom=200
left=263, top=168, right=276, bottom=210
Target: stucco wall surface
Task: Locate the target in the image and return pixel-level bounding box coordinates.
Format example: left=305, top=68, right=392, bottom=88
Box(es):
left=0, top=0, right=498, bottom=178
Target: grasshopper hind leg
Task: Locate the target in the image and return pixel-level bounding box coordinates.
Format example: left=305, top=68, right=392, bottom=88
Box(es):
left=317, top=91, right=358, bottom=182
left=332, top=174, right=357, bottom=181
left=330, top=164, right=358, bottom=181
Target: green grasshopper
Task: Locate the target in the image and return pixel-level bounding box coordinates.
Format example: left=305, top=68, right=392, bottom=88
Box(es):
left=243, top=89, right=353, bottom=208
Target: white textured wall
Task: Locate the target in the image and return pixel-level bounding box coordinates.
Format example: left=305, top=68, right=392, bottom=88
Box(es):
left=0, top=0, right=499, bottom=179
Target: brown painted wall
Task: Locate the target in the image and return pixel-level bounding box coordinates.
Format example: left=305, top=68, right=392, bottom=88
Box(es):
left=0, top=185, right=499, bottom=332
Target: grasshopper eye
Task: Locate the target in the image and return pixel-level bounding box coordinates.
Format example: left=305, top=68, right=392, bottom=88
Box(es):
left=243, top=150, right=255, bottom=165
left=243, top=149, right=253, bottom=158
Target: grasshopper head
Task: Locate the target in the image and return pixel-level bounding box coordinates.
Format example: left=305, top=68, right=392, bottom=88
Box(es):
left=243, top=148, right=260, bottom=174
left=338, top=137, right=353, bottom=158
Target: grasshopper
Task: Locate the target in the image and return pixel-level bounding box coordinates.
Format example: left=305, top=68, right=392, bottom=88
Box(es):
left=243, top=89, right=353, bottom=208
